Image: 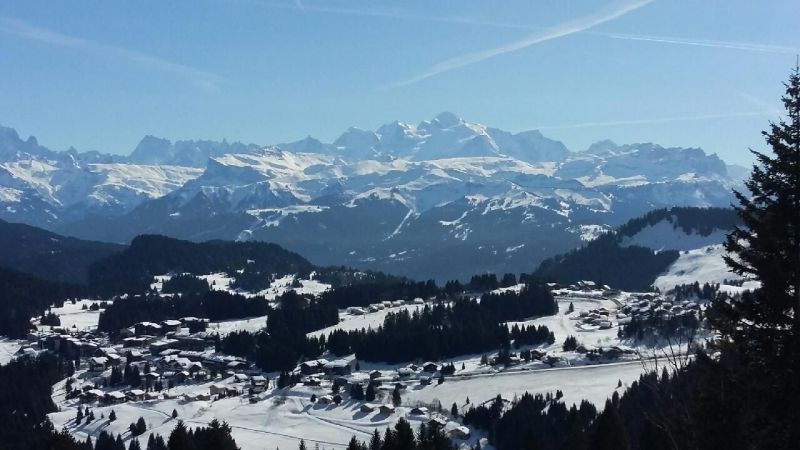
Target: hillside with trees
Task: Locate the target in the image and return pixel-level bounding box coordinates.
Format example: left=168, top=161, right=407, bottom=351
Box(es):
left=87, top=234, right=315, bottom=296
left=0, top=267, right=83, bottom=337
left=0, top=218, right=123, bottom=283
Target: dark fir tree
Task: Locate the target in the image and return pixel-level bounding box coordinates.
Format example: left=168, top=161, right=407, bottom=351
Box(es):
left=711, top=65, right=800, bottom=448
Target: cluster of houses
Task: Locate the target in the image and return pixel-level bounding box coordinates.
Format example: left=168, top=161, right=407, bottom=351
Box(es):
left=345, top=298, right=426, bottom=316
left=575, top=307, right=615, bottom=329
left=73, top=349, right=272, bottom=406
left=619, top=293, right=702, bottom=323
left=23, top=317, right=282, bottom=407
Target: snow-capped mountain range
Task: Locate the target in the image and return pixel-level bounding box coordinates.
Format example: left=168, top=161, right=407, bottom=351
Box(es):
left=0, top=113, right=747, bottom=280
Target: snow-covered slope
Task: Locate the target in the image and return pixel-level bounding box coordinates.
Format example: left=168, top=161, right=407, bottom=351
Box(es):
left=654, top=244, right=760, bottom=294
left=620, top=219, right=729, bottom=251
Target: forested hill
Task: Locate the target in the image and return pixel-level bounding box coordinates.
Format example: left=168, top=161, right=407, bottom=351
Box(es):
left=534, top=207, right=738, bottom=291
left=616, top=207, right=740, bottom=239
left=0, top=267, right=83, bottom=338
left=88, top=234, right=316, bottom=296
left=0, top=218, right=123, bottom=283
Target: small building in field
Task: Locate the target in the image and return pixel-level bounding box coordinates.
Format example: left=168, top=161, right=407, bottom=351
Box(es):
left=210, top=384, right=227, bottom=396
left=300, top=359, right=324, bottom=375
left=126, top=389, right=145, bottom=401
left=360, top=403, right=378, bottom=413
left=422, top=362, right=438, bottom=372
left=428, top=417, right=447, bottom=429
left=104, top=391, right=126, bottom=404
left=161, top=320, right=182, bottom=333
left=449, top=426, right=471, bottom=440
left=250, top=375, right=269, bottom=393
left=410, top=406, right=429, bottom=415
left=323, top=360, right=351, bottom=376
left=89, top=356, right=108, bottom=372
left=379, top=404, right=395, bottom=415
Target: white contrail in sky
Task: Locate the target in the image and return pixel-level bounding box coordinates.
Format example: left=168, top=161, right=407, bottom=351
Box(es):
left=382, top=0, right=655, bottom=89
left=0, top=16, right=223, bottom=89
left=530, top=110, right=780, bottom=131
left=234, top=0, right=799, bottom=56
left=591, top=31, right=800, bottom=54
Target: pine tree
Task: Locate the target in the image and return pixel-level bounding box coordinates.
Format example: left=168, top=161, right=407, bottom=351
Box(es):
left=136, top=417, right=147, bottom=435
left=172, top=409, right=178, bottom=419
left=709, top=65, right=800, bottom=449
left=719, top=65, right=800, bottom=351
left=167, top=420, right=191, bottom=450
left=109, top=409, right=116, bottom=422
left=368, top=429, right=382, bottom=450
left=590, top=400, right=628, bottom=450
left=392, top=385, right=401, bottom=406
left=76, top=406, right=83, bottom=424
left=129, top=439, right=142, bottom=450
left=450, top=402, right=459, bottom=418
left=346, top=436, right=363, bottom=450
left=394, top=418, right=416, bottom=450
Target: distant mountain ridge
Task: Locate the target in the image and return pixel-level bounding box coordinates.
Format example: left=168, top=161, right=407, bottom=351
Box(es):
left=0, top=114, right=747, bottom=280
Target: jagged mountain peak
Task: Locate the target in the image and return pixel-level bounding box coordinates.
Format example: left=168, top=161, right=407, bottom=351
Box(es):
left=430, top=111, right=463, bottom=128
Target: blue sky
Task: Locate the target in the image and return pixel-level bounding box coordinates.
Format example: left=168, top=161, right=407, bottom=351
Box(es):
left=0, top=0, right=797, bottom=165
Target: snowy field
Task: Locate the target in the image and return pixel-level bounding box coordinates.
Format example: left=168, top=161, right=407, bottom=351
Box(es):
left=620, top=220, right=728, bottom=251
left=509, top=291, right=623, bottom=353
left=402, top=360, right=646, bottom=411
left=308, top=304, right=424, bottom=339
left=154, top=273, right=331, bottom=301
left=208, top=315, right=269, bottom=335
left=39, top=299, right=110, bottom=332
left=654, top=244, right=761, bottom=294
left=0, top=338, right=23, bottom=365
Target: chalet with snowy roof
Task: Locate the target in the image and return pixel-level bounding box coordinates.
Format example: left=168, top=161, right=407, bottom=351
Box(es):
left=303, top=377, right=321, bottom=386
left=161, top=319, right=182, bottom=333
left=125, top=389, right=145, bottom=401
left=210, top=384, right=227, bottom=396
left=85, top=389, right=105, bottom=401
left=135, top=322, right=162, bottom=336
left=323, top=360, right=351, bottom=376
left=422, top=362, right=438, bottom=372
left=250, top=375, right=269, bottom=393
left=122, top=337, right=151, bottom=348
left=300, top=359, right=325, bottom=374
left=358, top=403, right=376, bottom=413
left=104, top=391, right=126, bottom=404
left=428, top=417, right=447, bottom=429
left=149, top=339, right=179, bottom=355
left=89, top=356, right=108, bottom=372
left=449, top=426, right=470, bottom=440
